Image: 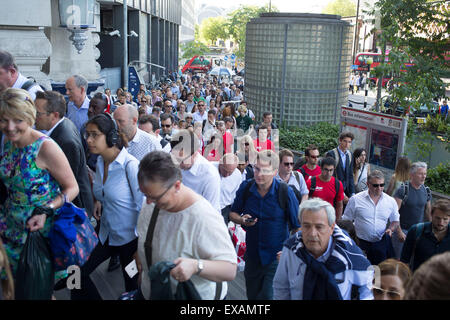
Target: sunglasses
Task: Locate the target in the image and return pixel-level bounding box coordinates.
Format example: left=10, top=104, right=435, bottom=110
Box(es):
left=372, top=286, right=401, bottom=300
left=308, top=155, right=319, bottom=159
left=371, top=183, right=385, bottom=188
left=161, top=124, right=172, bottom=128
left=244, top=143, right=250, bottom=146
left=283, top=162, right=294, bottom=167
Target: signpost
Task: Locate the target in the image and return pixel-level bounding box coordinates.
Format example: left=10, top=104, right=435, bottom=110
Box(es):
left=340, top=106, right=408, bottom=180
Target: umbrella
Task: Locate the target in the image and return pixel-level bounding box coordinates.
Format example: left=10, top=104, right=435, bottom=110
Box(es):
left=209, top=67, right=234, bottom=77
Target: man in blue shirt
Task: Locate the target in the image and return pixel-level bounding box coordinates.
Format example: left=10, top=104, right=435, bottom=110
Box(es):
left=230, top=150, right=300, bottom=300
left=65, top=74, right=90, bottom=132
left=401, top=199, right=450, bottom=271
left=440, top=99, right=448, bottom=119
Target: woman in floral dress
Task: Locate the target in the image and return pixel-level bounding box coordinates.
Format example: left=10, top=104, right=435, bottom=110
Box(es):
left=0, top=88, right=79, bottom=281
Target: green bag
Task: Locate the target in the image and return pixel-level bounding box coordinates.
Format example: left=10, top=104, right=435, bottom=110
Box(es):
left=15, top=231, right=55, bottom=300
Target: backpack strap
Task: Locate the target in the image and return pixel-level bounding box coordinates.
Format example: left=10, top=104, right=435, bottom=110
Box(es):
left=299, top=167, right=308, bottom=180
left=293, top=171, right=301, bottom=187
left=144, top=206, right=161, bottom=268
left=425, top=186, right=431, bottom=202
left=242, top=179, right=255, bottom=208
left=334, top=177, right=341, bottom=206
left=401, top=182, right=410, bottom=205
left=278, top=182, right=294, bottom=232
left=309, top=176, right=317, bottom=198
left=409, top=222, right=426, bottom=269
left=21, top=79, right=37, bottom=91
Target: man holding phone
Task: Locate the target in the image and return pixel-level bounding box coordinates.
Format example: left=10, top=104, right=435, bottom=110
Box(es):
left=229, top=150, right=300, bottom=300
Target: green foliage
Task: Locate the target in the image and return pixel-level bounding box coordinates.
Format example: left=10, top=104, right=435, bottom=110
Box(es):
left=366, top=0, right=448, bottom=115
left=180, top=41, right=209, bottom=59
left=426, top=162, right=450, bottom=195
left=322, top=0, right=357, bottom=17
left=227, top=4, right=277, bottom=56
left=279, top=122, right=340, bottom=155
left=200, top=17, right=229, bottom=45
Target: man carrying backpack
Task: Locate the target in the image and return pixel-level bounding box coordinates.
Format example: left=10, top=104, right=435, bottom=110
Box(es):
left=229, top=150, right=300, bottom=300
left=0, top=50, right=43, bottom=100
left=276, top=149, right=308, bottom=204
left=400, top=199, right=450, bottom=271
left=306, top=157, right=345, bottom=220
left=392, top=162, right=432, bottom=259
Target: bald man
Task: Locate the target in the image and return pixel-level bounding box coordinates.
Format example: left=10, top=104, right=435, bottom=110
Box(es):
left=113, top=104, right=161, bottom=161
left=214, top=153, right=244, bottom=225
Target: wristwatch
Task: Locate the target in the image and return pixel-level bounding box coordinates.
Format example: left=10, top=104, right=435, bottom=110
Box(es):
left=196, top=259, right=204, bottom=275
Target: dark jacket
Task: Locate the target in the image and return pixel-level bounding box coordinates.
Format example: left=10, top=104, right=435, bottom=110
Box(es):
left=50, top=118, right=94, bottom=217
left=326, top=148, right=355, bottom=197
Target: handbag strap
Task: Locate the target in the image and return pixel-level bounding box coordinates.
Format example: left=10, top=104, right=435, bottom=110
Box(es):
left=144, top=206, right=160, bottom=268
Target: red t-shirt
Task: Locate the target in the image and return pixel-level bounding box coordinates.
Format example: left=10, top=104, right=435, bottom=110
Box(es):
left=253, top=139, right=274, bottom=152
left=222, top=132, right=234, bottom=154
left=298, top=164, right=321, bottom=179
left=306, top=176, right=344, bottom=206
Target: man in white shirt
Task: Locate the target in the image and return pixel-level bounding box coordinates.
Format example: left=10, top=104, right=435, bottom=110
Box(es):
left=65, top=74, right=90, bottom=132
left=276, top=149, right=308, bottom=204
left=170, top=129, right=221, bottom=212
left=342, top=170, right=400, bottom=265
left=213, top=153, right=243, bottom=225
left=0, top=50, right=43, bottom=100
left=193, top=101, right=208, bottom=123
left=114, top=104, right=162, bottom=161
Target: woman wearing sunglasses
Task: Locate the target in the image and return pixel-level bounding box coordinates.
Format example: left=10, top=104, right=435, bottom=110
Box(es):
left=374, top=259, right=411, bottom=300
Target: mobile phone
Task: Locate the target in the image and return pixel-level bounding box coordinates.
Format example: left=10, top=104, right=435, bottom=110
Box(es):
left=245, top=217, right=255, bottom=223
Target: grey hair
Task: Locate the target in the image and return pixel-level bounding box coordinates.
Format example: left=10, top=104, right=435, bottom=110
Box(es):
left=410, top=162, right=427, bottom=174
left=368, top=170, right=385, bottom=183
left=72, top=74, right=88, bottom=91
left=299, top=198, right=336, bottom=227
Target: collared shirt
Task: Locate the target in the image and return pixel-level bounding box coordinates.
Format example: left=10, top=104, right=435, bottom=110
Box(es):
left=193, top=111, right=208, bottom=123
left=181, top=153, right=221, bottom=212
left=40, top=117, right=65, bottom=136
left=12, top=73, right=43, bottom=100
left=231, top=178, right=300, bottom=266
left=66, top=96, right=90, bottom=132
left=401, top=222, right=450, bottom=271
left=337, top=147, right=351, bottom=171
left=273, top=233, right=373, bottom=300
left=276, top=171, right=308, bottom=196
left=212, top=162, right=243, bottom=210
left=127, top=128, right=162, bottom=161
left=342, top=190, right=399, bottom=242
left=93, top=148, right=144, bottom=246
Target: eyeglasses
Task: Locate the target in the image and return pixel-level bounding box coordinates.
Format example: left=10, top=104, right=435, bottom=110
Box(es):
left=146, top=184, right=173, bottom=203
left=372, top=286, right=401, bottom=300
left=36, top=111, right=51, bottom=117
left=371, top=183, right=385, bottom=188
left=83, top=131, right=103, bottom=140
left=283, top=162, right=294, bottom=167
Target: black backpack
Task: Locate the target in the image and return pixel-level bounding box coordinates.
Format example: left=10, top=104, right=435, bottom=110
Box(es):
left=21, top=78, right=39, bottom=92
left=308, top=176, right=341, bottom=206
left=241, top=179, right=298, bottom=231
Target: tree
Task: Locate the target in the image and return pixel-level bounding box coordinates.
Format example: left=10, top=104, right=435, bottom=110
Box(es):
left=200, top=17, right=229, bottom=45
left=322, top=0, right=357, bottom=17
left=227, top=4, right=277, bottom=58
left=180, top=41, right=209, bottom=59
left=366, top=0, right=449, bottom=114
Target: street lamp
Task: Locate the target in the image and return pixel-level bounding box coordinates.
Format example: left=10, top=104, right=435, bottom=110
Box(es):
left=58, top=0, right=96, bottom=54
left=363, top=57, right=374, bottom=109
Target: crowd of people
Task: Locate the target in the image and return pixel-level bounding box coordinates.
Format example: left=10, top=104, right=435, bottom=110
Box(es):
left=0, top=49, right=449, bottom=301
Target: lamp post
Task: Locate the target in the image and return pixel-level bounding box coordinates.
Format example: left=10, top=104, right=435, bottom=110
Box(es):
left=58, top=0, right=96, bottom=54
left=363, top=57, right=373, bottom=109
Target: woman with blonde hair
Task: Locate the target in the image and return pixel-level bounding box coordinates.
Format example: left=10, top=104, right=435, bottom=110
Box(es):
left=0, top=88, right=79, bottom=288
left=373, top=259, right=412, bottom=300
left=386, top=156, right=411, bottom=196
left=236, top=134, right=257, bottom=165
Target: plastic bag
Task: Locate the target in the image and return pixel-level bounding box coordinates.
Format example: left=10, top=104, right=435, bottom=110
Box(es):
left=15, top=231, right=54, bottom=300
left=228, top=223, right=246, bottom=272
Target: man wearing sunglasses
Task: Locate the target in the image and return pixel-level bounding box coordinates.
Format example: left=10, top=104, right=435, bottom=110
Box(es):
left=276, top=149, right=308, bottom=204
left=298, top=144, right=322, bottom=180
left=342, top=170, right=399, bottom=265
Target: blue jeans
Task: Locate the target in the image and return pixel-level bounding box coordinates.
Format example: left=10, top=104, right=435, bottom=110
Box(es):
left=244, top=258, right=278, bottom=300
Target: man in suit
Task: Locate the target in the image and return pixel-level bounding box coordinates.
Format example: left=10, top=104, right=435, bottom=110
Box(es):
left=35, top=91, right=94, bottom=218
left=326, top=132, right=355, bottom=204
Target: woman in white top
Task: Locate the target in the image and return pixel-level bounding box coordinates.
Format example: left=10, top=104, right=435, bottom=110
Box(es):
left=72, top=113, right=143, bottom=300
left=353, top=148, right=370, bottom=193
left=135, top=151, right=237, bottom=300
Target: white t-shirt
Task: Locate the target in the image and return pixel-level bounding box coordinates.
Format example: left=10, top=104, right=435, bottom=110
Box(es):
left=182, top=154, right=221, bottom=212
left=212, top=162, right=243, bottom=210
left=136, top=199, right=237, bottom=300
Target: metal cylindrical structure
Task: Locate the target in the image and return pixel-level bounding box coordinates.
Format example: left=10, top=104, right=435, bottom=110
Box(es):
left=244, top=13, right=353, bottom=127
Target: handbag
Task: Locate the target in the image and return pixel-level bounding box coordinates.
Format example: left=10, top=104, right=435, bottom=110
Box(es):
left=50, top=202, right=99, bottom=271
